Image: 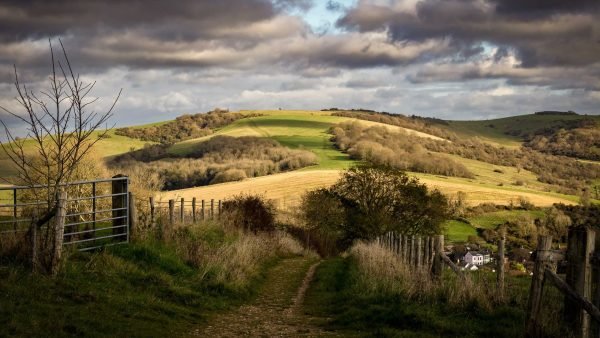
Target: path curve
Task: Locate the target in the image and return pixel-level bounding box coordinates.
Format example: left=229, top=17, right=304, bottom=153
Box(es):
left=191, top=257, right=339, bottom=337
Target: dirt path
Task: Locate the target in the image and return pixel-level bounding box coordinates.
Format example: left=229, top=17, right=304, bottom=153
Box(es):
left=192, top=257, right=339, bottom=337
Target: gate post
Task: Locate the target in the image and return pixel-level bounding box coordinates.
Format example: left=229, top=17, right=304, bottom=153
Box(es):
left=111, top=175, right=128, bottom=239
left=128, top=192, right=136, bottom=241
left=526, top=235, right=552, bottom=337
left=565, top=227, right=595, bottom=338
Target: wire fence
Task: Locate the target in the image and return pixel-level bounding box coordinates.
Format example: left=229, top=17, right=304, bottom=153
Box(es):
left=0, top=176, right=130, bottom=251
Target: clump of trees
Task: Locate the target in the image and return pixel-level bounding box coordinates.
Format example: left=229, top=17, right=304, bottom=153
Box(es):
left=330, top=122, right=474, bottom=178
left=115, top=109, right=261, bottom=144
left=331, top=110, right=457, bottom=140
left=111, top=136, right=318, bottom=190
left=300, top=165, right=450, bottom=253
left=525, top=128, right=600, bottom=161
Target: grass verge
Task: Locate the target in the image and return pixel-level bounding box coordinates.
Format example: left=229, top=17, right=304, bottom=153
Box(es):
left=304, top=243, right=537, bottom=337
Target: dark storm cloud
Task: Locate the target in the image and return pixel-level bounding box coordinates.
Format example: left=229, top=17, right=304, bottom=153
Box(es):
left=0, top=0, right=276, bottom=42
left=339, top=0, right=600, bottom=67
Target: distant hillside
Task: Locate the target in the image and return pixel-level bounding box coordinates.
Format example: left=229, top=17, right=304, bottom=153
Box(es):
left=446, top=112, right=600, bottom=160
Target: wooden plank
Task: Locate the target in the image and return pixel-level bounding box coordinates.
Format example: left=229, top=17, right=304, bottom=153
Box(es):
left=410, top=235, right=416, bottom=266
left=526, top=235, right=552, bottom=337
left=416, top=236, right=422, bottom=267
left=440, top=252, right=465, bottom=278
left=545, top=269, right=600, bottom=325
left=432, top=235, right=444, bottom=279
left=128, top=192, right=136, bottom=241
left=423, top=237, right=429, bottom=269
left=111, top=175, right=128, bottom=237
left=402, top=235, right=408, bottom=263
left=180, top=198, right=185, bottom=223
left=565, top=227, right=595, bottom=338
left=149, top=196, right=155, bottom=226
left=168, top=199, right=175, bottom=225
left=192, top=197, right=197, bottom=223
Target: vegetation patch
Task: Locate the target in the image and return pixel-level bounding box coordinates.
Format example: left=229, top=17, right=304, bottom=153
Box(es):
left=0, top=221, right=307, bottom=337
left=111, top=135, right=317, bottom=190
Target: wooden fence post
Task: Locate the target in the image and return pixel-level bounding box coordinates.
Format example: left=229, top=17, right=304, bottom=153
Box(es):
left=565, top=227, right=595, bottom=338
left=149, top=197, right=155, bottom=226
left=432, top=235, right=444, bottom=279
left=192, top=197, right=197, bottom=223
left=51, top=190, right=67, bottom=276
left=416, top=236, right=422, bottom=267
left=526, top=235, right=553, bottom=337
left=402, top=235, right=408, bottom=263
left=128, top=192, right=136, bottom=241
left=497, top=230, right=505, bottom=300
left=410, top=235, right=416, bottom=266
left=424, top=236, right=430, bottom=269
left=168, top=199, right=175, bottom=225
left=201, top=199, right=205, bottom=220
left=210, top=199, right=214, bottom=219
left=218, top=200, right=222, bottom=219
left=12, top=188, right=17, bottom=231
left=111, top=175, right=128, bottom=237
left=180, top=198, right=185, bottom=223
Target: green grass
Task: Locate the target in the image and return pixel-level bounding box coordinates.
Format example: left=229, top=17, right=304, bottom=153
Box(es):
left=469, top=210, right=546, bottom=229
left=304, top=257, right=527, bottom=337
left=168, top=112, right=357, bottom=170
left=444, top=220, right=478, bottom=243
left=0, top=128, right=153, bottom=181
left=0, top=225, right=277, bottom=337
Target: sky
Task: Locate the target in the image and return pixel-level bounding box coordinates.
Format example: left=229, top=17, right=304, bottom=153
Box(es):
left=0, top=0, right=599, bottom=131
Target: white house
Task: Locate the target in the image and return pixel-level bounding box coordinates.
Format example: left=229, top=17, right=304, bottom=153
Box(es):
left=465, top=251, right=485, bottom=266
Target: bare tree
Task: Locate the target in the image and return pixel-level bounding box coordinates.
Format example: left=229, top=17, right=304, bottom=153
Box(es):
left=0, top=40, right=121, bottom=272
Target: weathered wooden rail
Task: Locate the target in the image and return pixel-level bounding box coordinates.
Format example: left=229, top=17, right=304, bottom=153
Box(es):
left=526, top=227, right=600, bottom=338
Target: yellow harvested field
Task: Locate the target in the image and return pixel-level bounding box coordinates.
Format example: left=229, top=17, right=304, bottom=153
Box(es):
left=158, top=170, right=342, bottom=210
left=159, top=170, right=574, bottom=209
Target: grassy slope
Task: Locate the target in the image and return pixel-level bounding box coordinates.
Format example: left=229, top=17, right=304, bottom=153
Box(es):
left=304, top=257, right=528, bottom=337
left=445, top=113, right=600, bottom=147
left=444, top=209, right=546, bottom=243
left=0, top=129, right=152, bottom=181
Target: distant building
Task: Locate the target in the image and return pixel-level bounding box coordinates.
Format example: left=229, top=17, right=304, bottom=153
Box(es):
left=465, top=251, right=483, bottom=265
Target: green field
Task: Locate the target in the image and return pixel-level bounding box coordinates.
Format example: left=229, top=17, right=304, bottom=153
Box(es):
left=444, top=209, right=548, bottom=243
left=444, top=220, right=478, bottom=242
left=168, top=112, right=358, bottom=170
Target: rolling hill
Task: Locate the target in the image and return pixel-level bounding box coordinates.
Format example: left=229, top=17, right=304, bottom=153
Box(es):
left=2, top=110, right=595, bottom=205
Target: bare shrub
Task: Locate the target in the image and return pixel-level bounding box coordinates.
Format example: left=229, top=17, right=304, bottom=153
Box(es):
left=211, top=168, right=247, bottom=184
left=221, top=195, right=276, bottom=233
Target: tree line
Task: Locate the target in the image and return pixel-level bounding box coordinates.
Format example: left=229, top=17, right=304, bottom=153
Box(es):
left=115, top=109, right=261, bottom=144
left=330, top=122, right=474, bottom=178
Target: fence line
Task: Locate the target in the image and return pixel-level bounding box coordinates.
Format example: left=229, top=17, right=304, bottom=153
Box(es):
left=148, top=197, right=224, bottom=226
left=376, top=231, right=506, bottom=295
left=0, top=175, right=130, bottom=251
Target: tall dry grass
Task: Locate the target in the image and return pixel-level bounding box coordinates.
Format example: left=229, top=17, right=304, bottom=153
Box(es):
left=158, top=220, right=313, bottom=290
left=350, top=241, right=494, bottom=310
